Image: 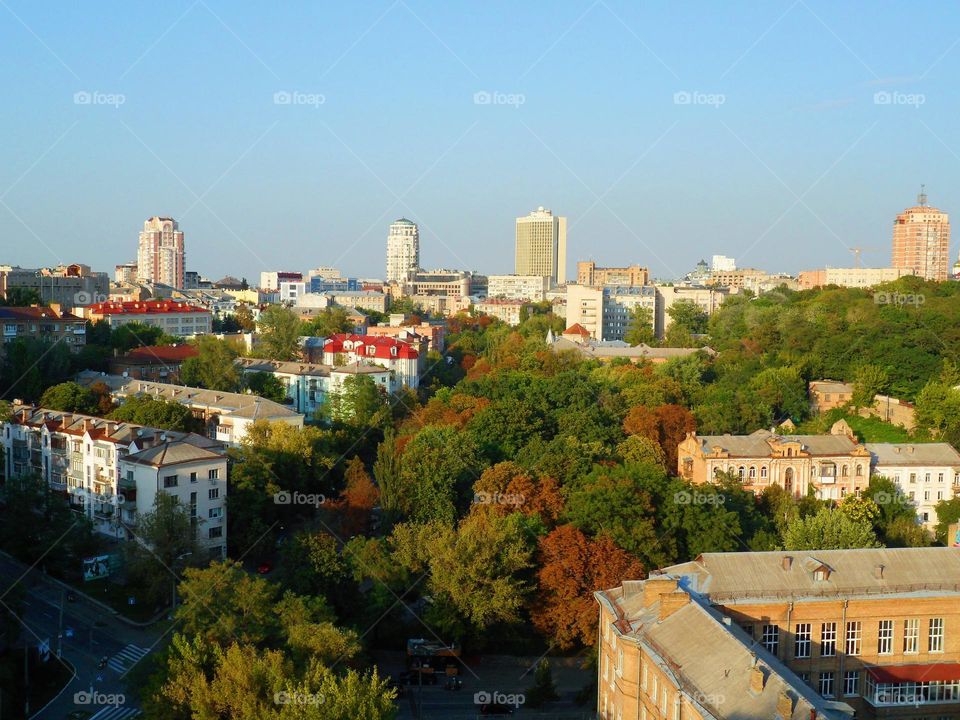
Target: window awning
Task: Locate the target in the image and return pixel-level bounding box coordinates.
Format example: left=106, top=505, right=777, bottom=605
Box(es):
left=867, top=663, right=960, bottom=683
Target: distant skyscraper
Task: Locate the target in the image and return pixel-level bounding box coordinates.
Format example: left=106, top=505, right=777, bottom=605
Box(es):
left=137, top=217, right=185, bottom=288
left=892, top=188, right=950, bottom=281
left=386, top=219, right=420, bottom=283
left=711, top=254, right=736, bottom=272
left=515, top=207, right=567, bottom=284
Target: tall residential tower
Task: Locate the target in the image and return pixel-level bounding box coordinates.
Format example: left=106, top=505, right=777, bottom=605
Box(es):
left=515, top=207, right=567, bottom=284
left=892, top=188, right=950, bottom=281
left=386, top=219, right=420, bottom=283
left=137, top=217, right=186, bottom=288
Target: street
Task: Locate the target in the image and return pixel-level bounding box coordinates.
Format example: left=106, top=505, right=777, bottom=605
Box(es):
left=0, top=554, right=162, bottom=719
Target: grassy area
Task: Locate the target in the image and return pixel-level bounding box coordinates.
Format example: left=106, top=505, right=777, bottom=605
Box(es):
left=792, top=409, right=918, bottom=443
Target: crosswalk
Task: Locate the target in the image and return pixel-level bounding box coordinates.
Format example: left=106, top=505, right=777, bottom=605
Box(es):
left=88, top=706, right=141, bottom=720
left=107, top=644, right=150, bottom=674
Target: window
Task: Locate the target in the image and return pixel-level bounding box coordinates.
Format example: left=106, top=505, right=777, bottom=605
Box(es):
left=208, top=526, right=223, bottom=539
left=190, top=472, right=197, bottom=483
left=603, top=654, right=608, bottom=681
left=760, top=466, right=768, bottom=479
left=673, top=696, right=681, bottom=720
left=855, top=464, right=863, bottom=476
left=641, top=662, right=648, bottom=691
left=846, top=621, right=862, bottom=656
left=748, top=466, right=756, bottom=479
left=929, top=618, right=944, bottom=653
left=209, top=488, right=219, bottom=500
left=794, top=623, right=811, bottom=658
left=163, top=475, right=178, bottom=488
left=799, top=672, right=810, bottom=685
left=821, top=623, right=837, bottom=657
left=762, top=625, right=779, bottom=655
left=660, top=688, right=667, bottom=715
left=818, top=672, right=834, bottom=698
left=910, top=472, right=917, bottom=484
left=208, top=507, right=222, bottom=519
left=904, top=618, right=919, bottom=654
left=616, top=648, right=623, bottom=678
left=843, top=671, right=859, bottom=697
left=208, top=468, right=219, bottom=480
left=938, top=472, right=945, bottom=483
left=878, top=620, right=893, bottom=655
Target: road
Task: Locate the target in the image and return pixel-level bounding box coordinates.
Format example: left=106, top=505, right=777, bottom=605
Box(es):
left=0, top=554, right=162, bottom=719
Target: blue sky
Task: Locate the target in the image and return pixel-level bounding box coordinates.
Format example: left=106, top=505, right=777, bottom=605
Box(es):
left=1, top=1, right=958, bottom=282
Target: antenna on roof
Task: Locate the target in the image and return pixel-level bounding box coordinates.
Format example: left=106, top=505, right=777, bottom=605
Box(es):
left=918, top=184, right=928, bottom=207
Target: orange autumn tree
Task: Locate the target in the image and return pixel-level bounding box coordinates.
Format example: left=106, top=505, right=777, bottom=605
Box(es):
left=339, top=457, right=379, bottom=536
left=622, top=403, right=695, bottom=471
left=532, top=525, right=644, bottom=649
left=470, top=462, right=564, bottom=526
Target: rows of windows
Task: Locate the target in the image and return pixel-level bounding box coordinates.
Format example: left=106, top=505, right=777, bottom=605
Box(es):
left=761, top=618, right=944, bottom=660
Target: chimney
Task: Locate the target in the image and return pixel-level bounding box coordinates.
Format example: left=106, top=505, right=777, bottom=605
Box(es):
left=873, top=564, right=884, bottom=579
left=782, top=555, right=793, bottom=571
left=749, top=664, right=766, bottom=695
left=643, top=577, right=679, bottom=608
left=908, top=446, right=914, bottom=454
left=776, top=692, right=794, bottom=718
left=659, top=590, right=691, bottom=621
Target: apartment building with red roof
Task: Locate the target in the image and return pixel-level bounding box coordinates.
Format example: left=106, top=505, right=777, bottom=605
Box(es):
left=321, top=333, right=422, bottom=391
left=80, top=299, right=212, bottom=336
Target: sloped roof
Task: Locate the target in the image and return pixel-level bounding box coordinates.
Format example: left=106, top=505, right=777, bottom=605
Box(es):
left=692, top=429, right=860, bottom=457
left=866, top=442, right=960, bottom=467
left=236, top=357, right=331, bottom=377
left=665, top=547, right=960, bottom=602
left=125, top=440, right=223, bottom=467
left=597, top=585, right=852, bottom=720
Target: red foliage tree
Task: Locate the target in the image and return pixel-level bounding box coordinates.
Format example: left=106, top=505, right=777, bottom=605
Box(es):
left=531, top=525, right=644, bottom=649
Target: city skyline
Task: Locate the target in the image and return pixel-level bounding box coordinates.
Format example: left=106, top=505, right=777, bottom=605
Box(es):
left=1, top=2, right=959, bottom=282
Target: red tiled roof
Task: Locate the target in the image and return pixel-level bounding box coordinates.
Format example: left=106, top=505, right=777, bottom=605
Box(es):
left=563, top=323, right=591, bottom=337
left=323, top=333, right=419, bottom=359
left=866, top=663, right=960, bottom=683
left=125, top=345, right=200, bottom=362
left=0, top=306, right=84, bottom=322
left=89, top=300, right=209, bottom=315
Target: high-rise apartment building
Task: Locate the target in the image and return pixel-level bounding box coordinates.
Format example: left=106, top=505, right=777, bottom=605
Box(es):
left=711, top=254, right=737, bottom=272
left=892, top=189, right=950, bottom=281
left=515, top=207, right=567, bottom=284
left=137, top=217, right=186, bottom=288
left=386, top=219, right=420, bottom=283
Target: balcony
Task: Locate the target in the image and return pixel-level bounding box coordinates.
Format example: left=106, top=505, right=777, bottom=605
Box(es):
left=865, top=665, right=960, bottom=707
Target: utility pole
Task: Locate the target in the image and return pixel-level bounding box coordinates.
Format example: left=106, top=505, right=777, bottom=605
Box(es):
left=57, top=590, right=64, bottom=658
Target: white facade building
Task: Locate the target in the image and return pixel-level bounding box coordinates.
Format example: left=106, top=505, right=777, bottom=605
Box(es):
left=486, top=274, right=552, bottom=302
left=867, top=442, right=960, bottom=528
left=1, top=406, right=227, bottom=558
left=279, top=281, right=306, bottom=304
left=386, top=219, right=420, bottom=283
left=711, top=254, right=736, bottom=272
left=566, top=284, right=659, bottom=341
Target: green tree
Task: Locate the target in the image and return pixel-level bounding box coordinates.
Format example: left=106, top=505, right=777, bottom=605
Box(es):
left=109, top=395, right=199, bottom=432
left=397, top=426, right=482, bottom=523
left=525, top=660, right=559, bottom=708
left=373, top=429, right=403, bottom=518
left=933, top=497, right=960, bottom=545
left=624, top=305, right=656, bottom=346
left=126, top=492, right=200, bottom=606
left=852, top=364, right=888, bottom=408
left=783, top=508, right=879, bottom=550
left=0, top=287, right=42, bottom=306
left=326, top=374, right=389, bottom=427
left=180, top=336, right=240, bottom=391
left=39, top=381, right=98, bottom=413
left=278, top=531, right=344, bottom=597
left=244, top=371, right=287, bottom=402
left=667, top=300, right=709, bottom=335
left=257, top=305, right=303, bottom=361
left=302, top=306, right=355, bottom=337
left=234, top=303, right=257, bottom=331
left=111, top=322, right=176, bottom=353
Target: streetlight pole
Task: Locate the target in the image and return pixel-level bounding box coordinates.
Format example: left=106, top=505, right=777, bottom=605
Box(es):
left=171, top=552, right=193, bottom=613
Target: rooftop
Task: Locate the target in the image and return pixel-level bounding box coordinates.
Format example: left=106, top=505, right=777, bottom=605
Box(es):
left=866, top=442, right=960, bottom=466
left=88, top=300, right=209, bottom=315
left=689, top=428, right=862, bottom=458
